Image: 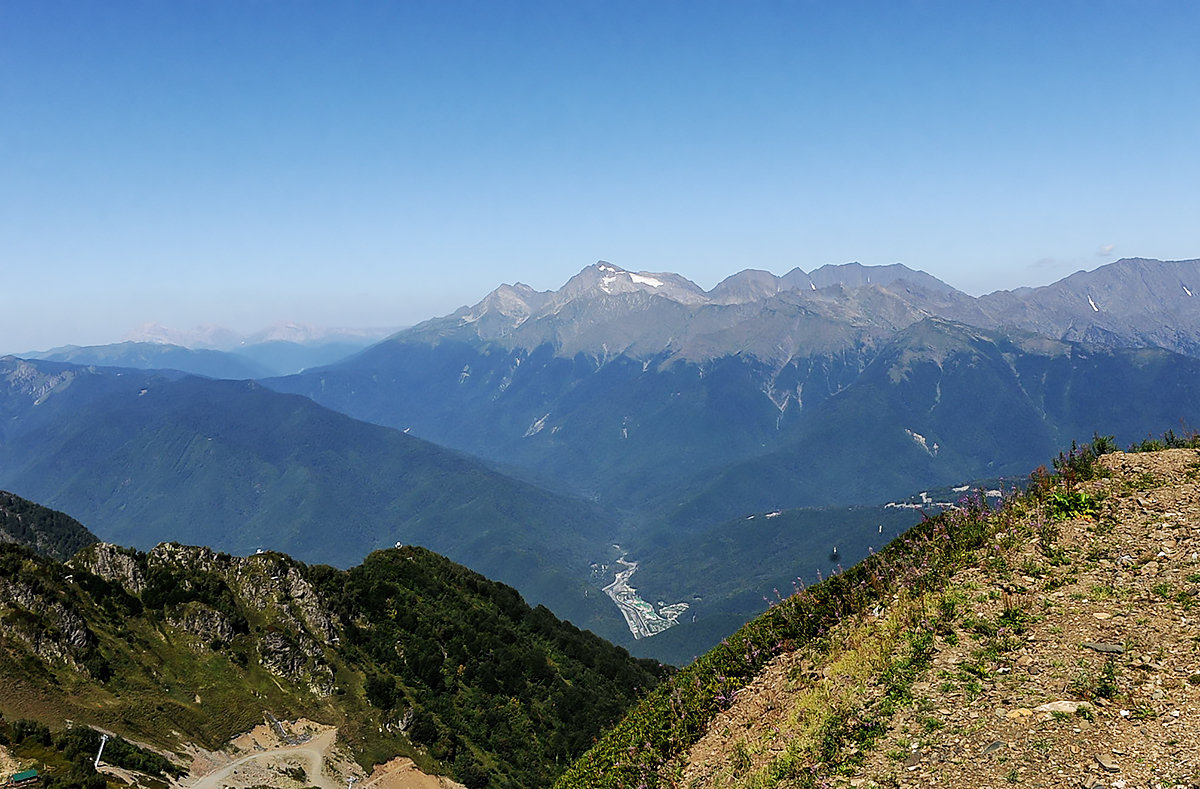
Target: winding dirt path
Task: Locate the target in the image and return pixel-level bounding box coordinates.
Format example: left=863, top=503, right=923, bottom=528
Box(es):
left=185, top=728, right=340, bottom=789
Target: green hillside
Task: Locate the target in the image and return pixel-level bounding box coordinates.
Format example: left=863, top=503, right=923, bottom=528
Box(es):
left=0, top=535, right=669, bottom=788
left=0, top=490, right=98, bottom=561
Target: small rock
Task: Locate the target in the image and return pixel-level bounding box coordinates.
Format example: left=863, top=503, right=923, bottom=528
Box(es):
left=1082, top=642, right=1125, bottom=654
left=1034, top=700, right=1090, bottom=714
left=1096, top=753, right=1119, bottom=772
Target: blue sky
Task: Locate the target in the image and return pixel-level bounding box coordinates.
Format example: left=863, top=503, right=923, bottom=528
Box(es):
left=3, top=1, right=1199, bottom=352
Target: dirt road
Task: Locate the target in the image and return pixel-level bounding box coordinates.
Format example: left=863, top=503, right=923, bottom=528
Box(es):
left=185, top=728, right=342, bottom=789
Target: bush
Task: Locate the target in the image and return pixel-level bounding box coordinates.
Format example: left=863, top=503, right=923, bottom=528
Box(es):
left=1130, top=428, right=1200, bottom=452
left=1053, top=434, right=1116, bottom=486
left=1047, top=490, right=1098, bottom=521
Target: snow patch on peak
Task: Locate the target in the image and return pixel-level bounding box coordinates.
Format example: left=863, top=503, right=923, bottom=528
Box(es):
left=629, top=272, right=664, bottom=288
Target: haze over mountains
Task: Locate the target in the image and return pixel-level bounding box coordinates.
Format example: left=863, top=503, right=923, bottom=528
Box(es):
left=3, top=257, right=1199, bottom=664
left=19, top=322, right=399, bottom=378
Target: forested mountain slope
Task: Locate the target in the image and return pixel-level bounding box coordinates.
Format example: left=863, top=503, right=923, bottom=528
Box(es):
left=0, top=529, right=668, bottom=788
left=0, top=356, right=625, bottom=642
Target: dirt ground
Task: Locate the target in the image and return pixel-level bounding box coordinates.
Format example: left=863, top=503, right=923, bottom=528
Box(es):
left=674, top=448, right=1200, bottom=789
left=0, top=744, right=23, bottom=779
left=179, top=716, right=463, bottom=789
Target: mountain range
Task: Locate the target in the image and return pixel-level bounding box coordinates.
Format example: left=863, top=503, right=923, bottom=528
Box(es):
left=269, top=257, right=1200, bottom=520
left=3, top=257, right=1198, bottom=663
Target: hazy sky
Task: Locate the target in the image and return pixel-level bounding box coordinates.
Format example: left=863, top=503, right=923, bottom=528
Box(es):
left=3, top=1, right=1199, bottom=352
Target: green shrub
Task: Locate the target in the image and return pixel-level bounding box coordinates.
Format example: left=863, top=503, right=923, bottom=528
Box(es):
left=1047, top=491, right=1098, bottom=521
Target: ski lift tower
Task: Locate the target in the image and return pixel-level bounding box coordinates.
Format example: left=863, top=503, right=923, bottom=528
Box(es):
left=94, top=733, right=110, bottom=769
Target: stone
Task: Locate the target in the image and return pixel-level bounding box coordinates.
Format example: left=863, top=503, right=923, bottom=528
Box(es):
left=1096, top=753, right=1119, bottom=772
left=1082, top=642, right=1125, bottom=654
left=1034, top=700, right=1090, bottom=714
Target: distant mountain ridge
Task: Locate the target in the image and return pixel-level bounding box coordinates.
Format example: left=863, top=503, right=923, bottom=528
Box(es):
left=25, top=341, right=274, bottom=379
left=11, top=322, right=406, bottom=378
left=270, top=257, right=1200, bottom=519
left=255, top=257, right=1200, bottom=662
left=124, top=321, right=400, bottom=350
left=0, top=356, right=628, bottom=645
left=394, top=257, right=1200, bottom=362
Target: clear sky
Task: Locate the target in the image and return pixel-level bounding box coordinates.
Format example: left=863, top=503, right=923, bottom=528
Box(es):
left=3, top=0, right=1199, bottom=352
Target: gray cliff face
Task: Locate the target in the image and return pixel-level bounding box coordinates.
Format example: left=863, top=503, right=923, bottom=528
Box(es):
left=73, top=542, right=146, bottom=594
left=0, top=575, right=96, bottom=672
left=71, top=541, right=341, bottom=696
left=142, top=543, right=340, bottom=696
left=167, top=600, right=235, bottom=643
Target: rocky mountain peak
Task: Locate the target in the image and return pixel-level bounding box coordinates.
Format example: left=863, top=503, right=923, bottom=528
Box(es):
left=553, top=261, right=709, bottom=306
left=808, top=261, right=959, bottom=295
left=1, top=357, right=79, bottom=405
left=708, top=269, right=791, bottom=304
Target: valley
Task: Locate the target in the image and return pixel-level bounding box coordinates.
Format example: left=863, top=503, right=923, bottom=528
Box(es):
left=600, top=552, right=690, bottom=640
